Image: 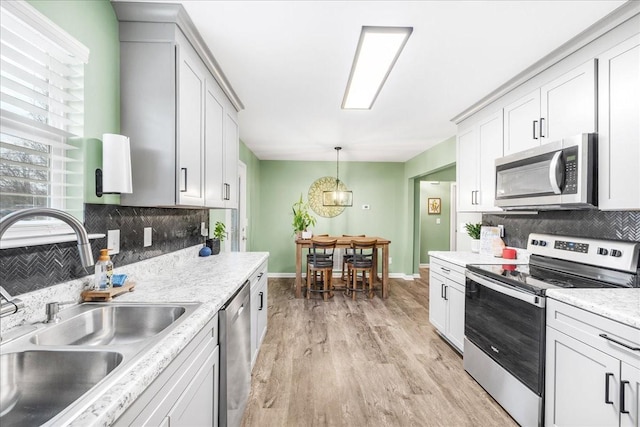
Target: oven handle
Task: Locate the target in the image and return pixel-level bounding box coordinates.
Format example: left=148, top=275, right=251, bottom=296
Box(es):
left=466, top=271, right=545, bottom=308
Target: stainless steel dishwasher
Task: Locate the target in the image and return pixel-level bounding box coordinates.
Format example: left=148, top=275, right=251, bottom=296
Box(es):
left=219, top=280, right=251, bottom=427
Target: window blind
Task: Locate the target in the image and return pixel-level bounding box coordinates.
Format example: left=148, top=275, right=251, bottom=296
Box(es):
left=0, top=0, right=89, bottom=228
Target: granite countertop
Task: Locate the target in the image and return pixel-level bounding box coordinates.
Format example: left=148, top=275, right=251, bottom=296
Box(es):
left=428, top=250, right=529, bottom=267
left=1, top=247, right=269, bottom=426
left=546, top=288, right=640, bottom=329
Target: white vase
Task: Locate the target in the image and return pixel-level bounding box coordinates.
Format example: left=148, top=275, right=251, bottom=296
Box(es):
left=471, top=239, right=480, bottom=253
left=301, top=230, right=313, bottom=239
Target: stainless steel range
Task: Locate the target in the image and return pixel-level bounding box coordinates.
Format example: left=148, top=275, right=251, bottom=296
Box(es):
left=463, top=233, right=640, bottom=427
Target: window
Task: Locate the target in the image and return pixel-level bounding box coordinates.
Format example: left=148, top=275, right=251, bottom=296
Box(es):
left=0, top=0, right=89, bottom=240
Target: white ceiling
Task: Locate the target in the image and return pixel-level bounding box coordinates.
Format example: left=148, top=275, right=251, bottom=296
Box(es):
left=113, top=0, right=626, bottom=162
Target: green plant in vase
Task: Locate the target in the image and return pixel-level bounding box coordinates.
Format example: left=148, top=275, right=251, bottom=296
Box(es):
left=465, top=222, right=482, bottom=253
left=292, top=194, right=317, bottom=238
left=209, top=221, right=226, bottom=255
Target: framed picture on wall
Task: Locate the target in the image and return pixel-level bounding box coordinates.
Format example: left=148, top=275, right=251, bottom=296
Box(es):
left=428, top=198, right=441, bottom=214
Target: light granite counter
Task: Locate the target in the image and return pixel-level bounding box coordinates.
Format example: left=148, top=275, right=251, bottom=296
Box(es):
left=546, top=288, right=640, bottom=329
left=1, top=246, right=269, bottom=427
left=428, top=250, right=529, bottom=267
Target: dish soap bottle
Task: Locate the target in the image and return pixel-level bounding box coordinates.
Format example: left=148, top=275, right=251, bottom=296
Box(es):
left=94, top=249, right=114, bottom=290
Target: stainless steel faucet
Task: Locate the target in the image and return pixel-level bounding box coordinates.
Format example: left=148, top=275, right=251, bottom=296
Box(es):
left=0, top=207, right=95, bottom=268
left=0, top=286, right=24, bottom=318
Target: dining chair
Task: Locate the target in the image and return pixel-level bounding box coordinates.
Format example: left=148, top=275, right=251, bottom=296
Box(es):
left=340, top=234, right=366, bottom=283
left=306, top=234, right=329, bottom=280
left=346, top=239, right=376, bottom=300
left=306, top=238, right=337, bottom=301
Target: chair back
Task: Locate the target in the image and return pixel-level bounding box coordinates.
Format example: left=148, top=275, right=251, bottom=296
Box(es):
left=309, top=238, right=337, bottom=268
left=350, top=239, right=376, bottom=268
left=343, top=235, right=365, bottom=255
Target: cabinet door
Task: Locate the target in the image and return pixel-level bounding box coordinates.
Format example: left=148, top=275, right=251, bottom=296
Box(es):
left=541, top=59, right=596, bottom=142
left=250, top=282, right=259, bottom=367
left=205, top=81, right=225, bottom=208
left=456, top=127, right=478, bottom=211
left=169, top=345, right=219, bottom=427
left=503, top=89, right=541, bottom=155
left=177, top=41, right=205, bottom=206
left=598, top=34, right=640, bottom=210
left=545, top=327, right=620, bottom=427
left=621, top=362, right=640, bottom=427
left=477, top=110, right=503, bottom=211
left=445, top=280, right=465, bottom=353
left=428, top=271, right=447, bottom=334
left=224, top=112, right=239, bottom=208
left=256, top=275, right=268, bottom=351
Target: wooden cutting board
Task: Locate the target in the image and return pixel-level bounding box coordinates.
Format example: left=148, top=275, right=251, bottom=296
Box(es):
left=81, top=282, right=135, bottom=302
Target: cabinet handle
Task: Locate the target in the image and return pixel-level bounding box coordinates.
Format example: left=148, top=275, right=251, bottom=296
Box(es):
left=180, top=168, right=187, bottom=192
left=620, top=380, right=630, bottom=414
left=533, top=120, right=538, bottom=140
left=443, top=285, right=448, bottom=301
left=604, top=373, right=614, bottom=404
left=259, top=291, right=264, bottom=310
left=440, top=267, right=450, bottom=274
left=441, top=283, right=445, bottom=299
left=539, top=117, right=545, bottom=138
left=599, top=333, right=640, bottom=352
left=257, top=273, right=264, bottom=280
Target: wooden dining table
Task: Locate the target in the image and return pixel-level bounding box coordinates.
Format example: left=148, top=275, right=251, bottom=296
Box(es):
left=294, top=236, right=391, bottom=299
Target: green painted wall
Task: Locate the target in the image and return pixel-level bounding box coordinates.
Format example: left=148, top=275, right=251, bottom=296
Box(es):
left=419, top=181, right=452, bottom=264
left=404, top=136, right=456, bottom=275
left=255, top=160, right=404, bottom=274
left=29, top=0, right=121, bottom=205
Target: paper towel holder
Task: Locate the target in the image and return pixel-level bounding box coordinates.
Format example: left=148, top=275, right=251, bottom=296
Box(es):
left=96, top=133, right=133, bottom=197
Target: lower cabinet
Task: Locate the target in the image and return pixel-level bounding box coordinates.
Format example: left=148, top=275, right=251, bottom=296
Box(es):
left=114, top=314, right=219, bottom=427
left=428, top=257, right=465, bottom=353
left=545, top=299, right=640, bottom=427
left=250, top=261, right=268, bottom=368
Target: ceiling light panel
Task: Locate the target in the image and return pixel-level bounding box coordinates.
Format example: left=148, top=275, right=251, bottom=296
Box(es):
left=342, top=26, right=413, bottom=110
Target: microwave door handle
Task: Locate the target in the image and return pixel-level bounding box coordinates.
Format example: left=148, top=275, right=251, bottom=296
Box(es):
left=549, top=151, right=563, bottom=194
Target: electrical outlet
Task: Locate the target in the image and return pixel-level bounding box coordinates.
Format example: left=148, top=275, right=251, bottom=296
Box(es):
left=201, top=222, right=207, bottom=237
left=389, top=257, right=392, bottom=265
left=498, top=224, right=505, bottom=237
left=144, top=227, right=152, bottom=247
left=436, top=218, right=441, bottom=224
left=107, top=229, right=120, bottom=255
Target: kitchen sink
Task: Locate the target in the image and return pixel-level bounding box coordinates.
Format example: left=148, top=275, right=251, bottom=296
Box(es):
left=0, top=350, right=123, bottom=427
left=0, top=301, right=201, bottom=426
left=31, top=304, right=187, bottom=346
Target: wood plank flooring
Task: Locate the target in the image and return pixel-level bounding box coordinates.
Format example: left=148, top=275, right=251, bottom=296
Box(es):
left=242, top=272, right=517, bottom=427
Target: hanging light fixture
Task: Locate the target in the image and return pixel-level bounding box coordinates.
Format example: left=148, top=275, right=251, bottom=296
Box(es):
left=323, top=147, right=353, bottom=207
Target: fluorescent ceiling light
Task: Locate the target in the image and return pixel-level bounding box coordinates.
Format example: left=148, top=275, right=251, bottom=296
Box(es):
left=342, top=26, right=413, bottom=110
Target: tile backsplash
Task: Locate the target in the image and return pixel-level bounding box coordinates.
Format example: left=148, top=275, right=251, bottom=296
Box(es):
left=484, top=210, right=640, bottom=248
left=1, top=204, right=208, bottom=295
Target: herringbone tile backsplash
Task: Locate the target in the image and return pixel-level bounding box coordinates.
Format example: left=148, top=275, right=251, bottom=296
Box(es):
left=484, top=210, right=640, bottom=249
left=1, top=204, right=208, bottom=295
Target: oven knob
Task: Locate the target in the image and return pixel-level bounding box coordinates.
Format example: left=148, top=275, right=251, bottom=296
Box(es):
left=539, top=240, right=547, bottom=247
left=610, top=249, right=622, bottom=257
left=531, top=239, right=539, bottom=246
left=597, top=248, right=609, bottom=256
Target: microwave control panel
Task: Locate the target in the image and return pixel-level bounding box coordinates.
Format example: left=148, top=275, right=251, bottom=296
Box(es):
left=563, top=148, right=578, bottom=194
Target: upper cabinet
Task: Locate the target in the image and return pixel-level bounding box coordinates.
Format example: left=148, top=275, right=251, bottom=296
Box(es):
left=457, top=110, right=503, bottom=212
left=504, top=60, right=597, bottom=156
left=114, top=2, right=243, bottom=208
left=597, top=34, right=640, bottom=211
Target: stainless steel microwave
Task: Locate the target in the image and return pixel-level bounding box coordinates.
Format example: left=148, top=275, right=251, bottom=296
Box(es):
left=494, top=133, right=597, bottom=210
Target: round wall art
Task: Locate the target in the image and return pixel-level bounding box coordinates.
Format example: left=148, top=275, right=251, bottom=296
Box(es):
left=308, top=176, right=347, bottom=218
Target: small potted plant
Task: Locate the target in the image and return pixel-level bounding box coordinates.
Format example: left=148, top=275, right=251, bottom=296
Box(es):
left=209, top=221, right=226, bottom=255
left=465, top=222, right=482, bottom=253
left=292, top=194, right=316, bottom=239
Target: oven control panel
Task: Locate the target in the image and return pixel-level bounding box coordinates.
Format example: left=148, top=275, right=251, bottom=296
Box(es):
left=527, top=233, right=640, bottom=273
left=554, top=240, right=589, bottom=253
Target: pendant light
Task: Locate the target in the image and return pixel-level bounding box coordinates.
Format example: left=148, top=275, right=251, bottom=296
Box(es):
left=323, top=147, right=353, bottom=207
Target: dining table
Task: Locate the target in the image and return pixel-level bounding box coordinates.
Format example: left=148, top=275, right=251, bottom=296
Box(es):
left=294, top=235, right=391, bottom=299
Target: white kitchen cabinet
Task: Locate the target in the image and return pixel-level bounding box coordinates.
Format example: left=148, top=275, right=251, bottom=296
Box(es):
left=545, top=299, right=640, bottom=427
left=597, top=34, right=640, bottom=210
left=503, top=60, right=596, bottom=156
left=250, top=261, right=268, bottom=367
left=115, top=4, right=241, bottom=208
left=428, top=257, right=465, bottom=353
left=456, top=110, right=503, bottom=212
left=115, top=314, right=219, bottom=427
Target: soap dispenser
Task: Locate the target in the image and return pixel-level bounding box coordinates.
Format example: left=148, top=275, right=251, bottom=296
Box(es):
left=94, top=249, right=114, bottom=290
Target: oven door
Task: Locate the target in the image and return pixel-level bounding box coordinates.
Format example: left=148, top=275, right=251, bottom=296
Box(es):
left=465, top=271, right=546, bottom=395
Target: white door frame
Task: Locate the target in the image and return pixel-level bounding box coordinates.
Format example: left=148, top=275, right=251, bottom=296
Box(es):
left=450, top=182, right=457, bottom=251
left=238, top=161, right=247, bottom=252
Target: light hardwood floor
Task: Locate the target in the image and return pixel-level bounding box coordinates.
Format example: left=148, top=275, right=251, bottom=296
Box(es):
left=242, top=272, right=517, bottom=427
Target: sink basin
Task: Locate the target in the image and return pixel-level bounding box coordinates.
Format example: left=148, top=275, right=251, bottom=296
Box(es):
left=0, top=350, right=122, bottom=427
left=31, top=305, right=187, bottom=346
